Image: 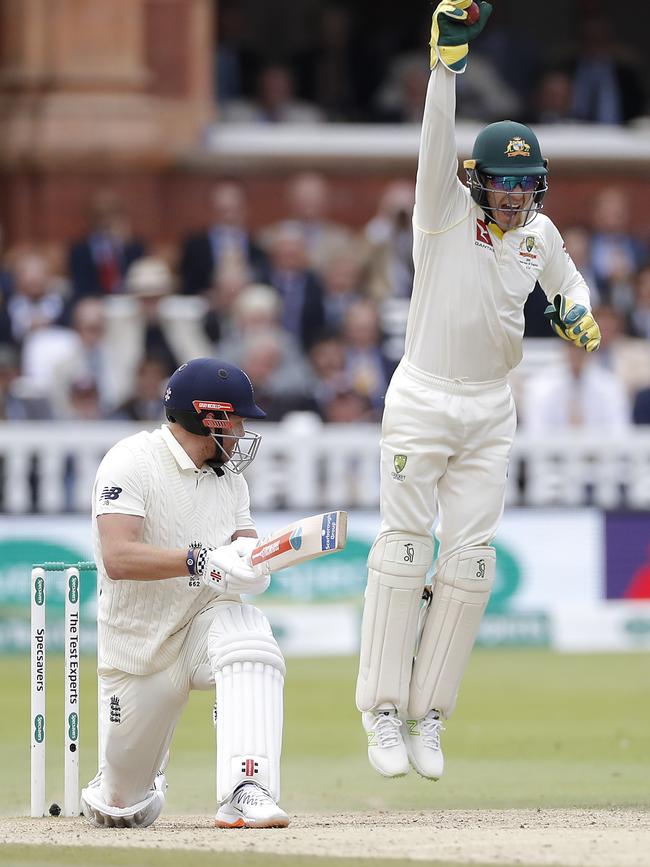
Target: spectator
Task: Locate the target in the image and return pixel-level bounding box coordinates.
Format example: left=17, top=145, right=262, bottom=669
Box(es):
left=63, top=376, right=103, bottom=421
left=375, top=52, right=520, bottom=124
left=629, top=265, right=650, bottom=340
left=588, top=302, right=650, bottom=399
left=321, top=247, right=366, bottom=332
left=105, top=257, right=207, bottom=407
left=363, top=180, right=415, bottom=300
left=305, top=4, right=361, bottom=121
left=201, top=260, right=253, bottom=345
left=220, top=63, right=325, bottom=124
left=590, top=187, right=646, bottom=317
left=179, top=181, right=268, bottom=294
left=568, top=17, right=646, bottom=125
left=258, top=172, right=352, bottom=272
left=533, top=70, right=574, bottom=124
left=523, top=344, right=630, bottom=432
left=632, top=387, right=650, bottom=425
left=320, top=386, right=374, bottom=423
left=111, top=356, right=169, bottom=423
left=68, top=189, right=145, bottom=298
left=216, top=283, right=311, bottom=396
left=307, top=331, right=352, bottom=418
left=5, top=251, right=66, bottom=346
left=23, top=297, right=112, bottom=418
left=237, top=329, right=318, bottom=421
left=266, top=222, right=326, bottom=350
left=341, top=299, right=394, bottom=417
left=0, top=345, right=52, bottom=420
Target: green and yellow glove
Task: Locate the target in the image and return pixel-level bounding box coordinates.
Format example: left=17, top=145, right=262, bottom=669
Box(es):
left=544, top=294, right=601, bottom=352
left=430, top=0, right=493, bottom=73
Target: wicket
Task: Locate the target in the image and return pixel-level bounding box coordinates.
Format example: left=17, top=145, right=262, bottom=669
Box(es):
left=30, top=561, right=96, bottom=818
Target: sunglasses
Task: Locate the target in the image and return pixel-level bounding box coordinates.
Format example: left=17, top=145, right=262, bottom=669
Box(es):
left=485, top=175, right=541, bottom=192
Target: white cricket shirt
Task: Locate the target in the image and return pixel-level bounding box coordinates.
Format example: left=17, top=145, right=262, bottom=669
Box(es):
left=92, top=424, right=255, bottom=675
left=407, top=64, right=592, bottom=382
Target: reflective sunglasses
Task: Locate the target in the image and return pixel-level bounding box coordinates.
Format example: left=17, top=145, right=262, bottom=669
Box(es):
left=485, top=175, right=541, bottom=192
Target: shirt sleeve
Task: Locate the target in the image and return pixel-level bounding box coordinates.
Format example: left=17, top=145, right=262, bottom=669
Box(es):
left=413, top=64, right=470, bottom=235
left=234, top=476, right=256, bottom=534
left=93, top=444, right=146, bottom=518
left=538, top=223, right=592, bottom=309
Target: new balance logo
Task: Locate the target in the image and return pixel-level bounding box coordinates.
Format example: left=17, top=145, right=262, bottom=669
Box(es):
left=407, top=720, right=420, bottom=736
left=109, top=695, right=121, bottom=724
left=101, top=486, right=123, bottom=502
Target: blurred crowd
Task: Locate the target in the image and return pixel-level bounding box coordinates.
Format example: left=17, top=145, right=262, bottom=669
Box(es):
left=215, top=1, right=649, bottom=126
left=1, top=174, right=650, bottom=430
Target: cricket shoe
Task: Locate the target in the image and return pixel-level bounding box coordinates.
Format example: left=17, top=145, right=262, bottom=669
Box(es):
left=215, top=782, right=289, bottom=829
left=403, top=709, right=445, bottom=780
left=362, top=708, right=409, bottom=777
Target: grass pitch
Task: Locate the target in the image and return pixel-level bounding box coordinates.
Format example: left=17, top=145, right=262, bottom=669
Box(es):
left=1, top=649, right=648, bottom=817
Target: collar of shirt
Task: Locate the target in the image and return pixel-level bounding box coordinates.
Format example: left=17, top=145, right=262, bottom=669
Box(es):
left=160, top=424, right=207, bottom=473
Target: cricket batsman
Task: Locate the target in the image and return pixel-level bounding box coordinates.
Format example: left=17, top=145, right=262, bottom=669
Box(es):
left=80, top=358, right=289, bottom=828
left=356, top=1, right=601, bottom=779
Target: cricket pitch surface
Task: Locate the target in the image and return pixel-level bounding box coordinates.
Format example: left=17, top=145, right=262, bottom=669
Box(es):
left=2, top=808, right=649, bottom=866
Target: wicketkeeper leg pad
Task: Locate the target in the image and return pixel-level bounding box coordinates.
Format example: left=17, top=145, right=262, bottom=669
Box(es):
left=208, top=603, right=285, bottom=802
left=356, top=532, right=434, bottom=715
left=408, top=546, right=495, bottom=720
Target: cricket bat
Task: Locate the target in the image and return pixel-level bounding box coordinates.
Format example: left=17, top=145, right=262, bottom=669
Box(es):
left=249, top=511, right=348, bottom=577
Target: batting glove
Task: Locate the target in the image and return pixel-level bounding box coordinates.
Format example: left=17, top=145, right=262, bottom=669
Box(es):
left=430, top=0, right=493, bottom=73
left=196, top=540, right=270, bottom=597
left=544, top=294, right=601, bottom=352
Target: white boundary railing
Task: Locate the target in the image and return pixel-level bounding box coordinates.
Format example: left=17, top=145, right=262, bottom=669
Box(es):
left=1, top=417, right=650, bottom=512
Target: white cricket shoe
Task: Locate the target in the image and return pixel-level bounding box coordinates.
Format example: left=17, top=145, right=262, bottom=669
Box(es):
left=215, top=782, right=289, bottom=829
left=362, top=708, right=409, bottom=777
left=403, top=709, right=445, bottom=780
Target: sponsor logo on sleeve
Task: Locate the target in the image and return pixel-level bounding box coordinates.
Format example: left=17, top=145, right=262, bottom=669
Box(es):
left=100, top=486, right=123, bottom=503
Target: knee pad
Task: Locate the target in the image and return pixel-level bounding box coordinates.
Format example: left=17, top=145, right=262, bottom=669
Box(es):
left=208, top=603, right=285, bottom=802
left=80, top=775, right=165, bottom=828
left=356, top=531, right=433, bottom=715
left=408, top=546, right=495, bottom=721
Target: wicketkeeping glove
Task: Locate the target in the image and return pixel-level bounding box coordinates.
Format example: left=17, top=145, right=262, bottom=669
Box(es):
left=544, top=294, right=601, bottom=352
left=195, top=539, right=270, bottom=596
left=430, top=0, right=493, bottom=73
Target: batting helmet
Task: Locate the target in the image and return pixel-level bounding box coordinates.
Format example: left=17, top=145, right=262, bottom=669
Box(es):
left=164, top=358, right=265, bottom=435
left=463, top=120, right=549, bottom=226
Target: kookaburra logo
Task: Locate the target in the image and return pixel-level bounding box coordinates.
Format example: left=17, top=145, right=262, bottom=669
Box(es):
left=404, top=543, right=415, bottom=563
left=476, top=558, right=486, bottom=578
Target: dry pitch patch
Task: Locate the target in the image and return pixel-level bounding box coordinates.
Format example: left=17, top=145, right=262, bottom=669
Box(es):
left=1, top=809, right=649, bottom=866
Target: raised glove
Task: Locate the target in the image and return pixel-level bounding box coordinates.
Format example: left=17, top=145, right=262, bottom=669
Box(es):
left=430, top=0, right=493, bottom=73
left=544, top=294, right=601, bottom=352
left=196, top=540, right=270, bottom=596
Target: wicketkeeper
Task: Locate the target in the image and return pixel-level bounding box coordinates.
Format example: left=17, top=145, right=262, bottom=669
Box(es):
left=81, top=358, right=289, bottom=828
left=356, top=0, right=601, bottom=779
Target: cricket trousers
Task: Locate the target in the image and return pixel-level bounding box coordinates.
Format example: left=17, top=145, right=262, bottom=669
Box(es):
left=380, top=359, right=517, bottom=561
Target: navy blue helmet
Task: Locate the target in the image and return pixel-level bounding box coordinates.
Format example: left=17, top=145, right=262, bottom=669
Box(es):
left=164, top=358, right=265, bottom=473
left=164, top=358, right=265, bottom=435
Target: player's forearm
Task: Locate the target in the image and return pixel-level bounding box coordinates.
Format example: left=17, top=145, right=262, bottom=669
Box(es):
left=414, top=65, right=464, bottom=231
left=102, top=541, right=190, bottom=582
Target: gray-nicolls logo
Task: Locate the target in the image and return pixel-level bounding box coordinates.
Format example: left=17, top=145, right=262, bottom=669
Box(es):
left=109, top=695, right=121, bottom=724
left=476, top=559, right=486, bottom=578
left=404, top=543, right=415, bottom=563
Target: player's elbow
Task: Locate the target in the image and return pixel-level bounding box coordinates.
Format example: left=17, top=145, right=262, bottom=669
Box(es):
left=102, top=550, right=129, bottom=581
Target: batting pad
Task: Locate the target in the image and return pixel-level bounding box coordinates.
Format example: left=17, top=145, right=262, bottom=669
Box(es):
left=207, top=603, right=285, bottom=802
left=356, top=532, right=433, bottom=715
left=408, top=546, right=495, bottom=720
